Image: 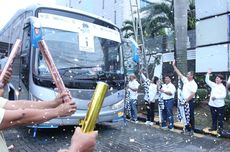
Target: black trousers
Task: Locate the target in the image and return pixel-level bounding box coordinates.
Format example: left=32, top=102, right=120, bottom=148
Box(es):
left=145, top=101, right=155, bottom=122
left=185, top=99, right=195, bottom=131
left=210, top=106, right=224, bottom=130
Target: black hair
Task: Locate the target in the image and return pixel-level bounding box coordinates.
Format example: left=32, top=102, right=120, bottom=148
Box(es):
left=216, top=74, right=224, bottom=81
left=188, top=71, right=194, bottom=77
left=153, top=76, right=159, bottom=84
left=164, top=75, right=172, bottom=80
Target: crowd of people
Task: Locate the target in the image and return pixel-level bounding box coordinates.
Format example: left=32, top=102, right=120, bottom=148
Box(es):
left=0, top=53, right=229, bottom=151
left=125, top=60, right=230, bottom=136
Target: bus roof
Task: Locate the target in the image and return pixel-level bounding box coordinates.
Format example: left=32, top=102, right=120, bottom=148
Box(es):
left=0, top=3, right=118, bottom=34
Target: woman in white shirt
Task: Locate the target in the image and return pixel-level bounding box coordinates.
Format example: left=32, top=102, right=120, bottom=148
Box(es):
left=205, top=69, right=226, bottom=132
left=140, top=72, right=159, bottom=126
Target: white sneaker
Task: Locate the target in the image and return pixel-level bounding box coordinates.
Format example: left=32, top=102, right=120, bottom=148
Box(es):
left=169, top=128, right=174, bottom=131
left=135, top=120, right=139, bottom=123
left=161, top=126, right=168, bottom=130
left=149, top=122, right=154, bottom=126
left=145, top=121, right=150, bottom=125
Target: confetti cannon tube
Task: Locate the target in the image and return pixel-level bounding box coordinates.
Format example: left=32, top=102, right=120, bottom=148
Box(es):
left=81, top=82, right=108, bottom=133
left=0, top=39, right=21, bottom=87
left=38, top=40, right=71, bottom=103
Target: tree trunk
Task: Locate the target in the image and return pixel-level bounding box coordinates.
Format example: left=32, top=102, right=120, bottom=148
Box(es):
left=174, top=0, right=188, bottom=75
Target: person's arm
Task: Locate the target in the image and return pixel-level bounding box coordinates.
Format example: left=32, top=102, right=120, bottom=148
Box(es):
left=160, top=89, right=173, bottom=96
left=68, top=127, right=97, bottom=152
left=214, top=85, right=227, bottom=100
left=128, top=81, right=139, bottom=91
left=227, top=76, right=230, bottom=89
left=186, top=83, right=197, bottom=102
left=161, top=84, right=175, bottom=96
left=205, top=69, right=215, bottom=88
left=140, top=72, right=147, bottom=82
left=0, top=88, right=4, bottom=97
left=4, top=92, right=69, bottom=110
left=0, top=101, right=76, bottom=130
left=172, top=60, right=184, bottom=79
left=0, top=67, right=12, bottom=96
left=186, top=92, right=196, bottom=103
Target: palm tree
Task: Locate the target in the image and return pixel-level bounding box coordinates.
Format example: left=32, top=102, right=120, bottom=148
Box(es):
left=141, top=1, right=174, bottom=37
left=188, top=0, right=195, bottom=30
left=174, top=0, right=188, bottom=75
left=141, top=0, right=195, bottom=38
left=121, top=20, right=135, bottom=38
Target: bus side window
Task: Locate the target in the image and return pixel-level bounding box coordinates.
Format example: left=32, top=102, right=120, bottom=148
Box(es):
left=20, top=26, right=31, bottom=88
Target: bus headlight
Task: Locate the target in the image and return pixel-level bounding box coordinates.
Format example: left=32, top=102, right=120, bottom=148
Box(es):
left=111, top=99, right=124, bottom=110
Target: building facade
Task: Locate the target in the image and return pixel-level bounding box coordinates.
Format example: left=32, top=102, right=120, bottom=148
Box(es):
left=55, top=0, right=157, bottom=28
left=195, top=0, right=230, bottom=73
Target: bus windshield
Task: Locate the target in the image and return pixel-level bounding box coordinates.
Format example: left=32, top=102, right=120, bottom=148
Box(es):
left=32, top=11, right=123, bottom=89
left=35, top=27, right=121, bottom=79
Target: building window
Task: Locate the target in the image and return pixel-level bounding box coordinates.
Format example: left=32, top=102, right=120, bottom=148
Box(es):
left=114, top=11, right=117, bottom=24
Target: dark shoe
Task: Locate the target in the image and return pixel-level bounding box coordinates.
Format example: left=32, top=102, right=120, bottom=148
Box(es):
left=181, top=130, right=193, bottom=136
left=181, top=130, right=188, bottom=134
left=208, top=128, right=217, bottom=132
left=181, top=130, right=186, bottom=134
left=217, top=129, right=223, bottom=134
left=189, top=130, right=194, bottom=136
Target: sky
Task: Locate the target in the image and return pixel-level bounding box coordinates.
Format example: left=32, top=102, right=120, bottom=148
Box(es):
left=0, top=0, right=56, bottom=29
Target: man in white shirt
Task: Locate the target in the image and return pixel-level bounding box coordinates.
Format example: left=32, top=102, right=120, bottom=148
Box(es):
left=205, top=69, right=226, bottom=132
left=173, top=61, right=198, bottom=135
left=160, top=75, right=176, bottom=130
left=127, top=73, right=140, bottom=122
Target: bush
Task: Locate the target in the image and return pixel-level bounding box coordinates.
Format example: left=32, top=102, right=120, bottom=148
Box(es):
left=196, top=88, right=208, bottom=103
left=224, top=92, right=230, bottom=120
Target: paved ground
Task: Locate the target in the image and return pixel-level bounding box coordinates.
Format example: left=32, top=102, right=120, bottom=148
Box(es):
left=4, top=121, right=230, bottom=152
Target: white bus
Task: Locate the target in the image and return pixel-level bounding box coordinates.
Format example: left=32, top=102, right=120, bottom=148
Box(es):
left=0, top=4, right=125, bottom=128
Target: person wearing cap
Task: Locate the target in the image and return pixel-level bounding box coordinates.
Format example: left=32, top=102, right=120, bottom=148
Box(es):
left=127, top=73, right=140, bottom=122
left=205, top=69, right=226, bottom=133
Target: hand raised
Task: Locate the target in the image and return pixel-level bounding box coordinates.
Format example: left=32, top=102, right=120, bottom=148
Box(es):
left=0, top=66, right=13, bottom=87
left=70, top=127, right=98, bottom=152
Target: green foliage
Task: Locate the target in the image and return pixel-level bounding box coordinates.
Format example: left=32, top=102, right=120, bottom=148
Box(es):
left=121, top=20, right=134, bottom=38
left=140, top=0, right=195, bottom=38
left=224, top=92, right=230, bottom=120
left=196, top=89, right=208, bottom=103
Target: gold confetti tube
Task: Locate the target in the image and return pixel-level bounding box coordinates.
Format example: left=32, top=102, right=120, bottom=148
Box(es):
left=81, top=82, right=108, bottom=133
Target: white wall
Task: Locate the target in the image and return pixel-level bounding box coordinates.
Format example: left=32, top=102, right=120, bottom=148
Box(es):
left=195, top=0, right=228, bottom=19
left=196, top=44, right=229, bottom=72
left=55, top=0, right=129, bottom=28
left=196, top=15, right=228, bottom=46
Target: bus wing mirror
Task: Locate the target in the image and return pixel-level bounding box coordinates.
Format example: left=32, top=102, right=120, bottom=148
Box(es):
left=30, top=17, right=43, bottom=48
